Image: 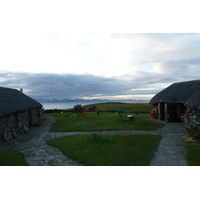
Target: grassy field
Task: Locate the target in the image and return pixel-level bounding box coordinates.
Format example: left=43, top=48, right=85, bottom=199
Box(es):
left=45, top=102, right=153, bottom=113
left=185, top=141, right=200, bottom=166
left=45, top=102, right=163, bottom=166
left=0, top=149, right=29, bottom=166
left=45, top=103, right=163, bottom=132
left=46, top=112, right=164, bottom=132
left=90, top=102, right=153, bottom=113
left=46, top=134, right=162, bottom=166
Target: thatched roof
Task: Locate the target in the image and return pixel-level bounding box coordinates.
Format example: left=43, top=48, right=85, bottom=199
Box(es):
left=0, top=87, right=43, bottom=116
left=150, top=80, right=200, bottom=105
left=184, top=91, right=200, bottom=109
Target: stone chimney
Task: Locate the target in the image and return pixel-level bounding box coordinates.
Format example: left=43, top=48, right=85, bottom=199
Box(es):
left=20, top=88, right=23, bottom=93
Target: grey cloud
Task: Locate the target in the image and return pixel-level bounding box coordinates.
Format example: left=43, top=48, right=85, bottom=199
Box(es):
left=1, top=67, right=200, bottom=100
left=159, top=60, right=200, bottom=81
left=0, top=72, right=137, bottom=99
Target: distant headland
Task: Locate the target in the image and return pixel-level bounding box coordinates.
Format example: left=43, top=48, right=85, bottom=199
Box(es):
left=35, top=98, right=150, bottom=103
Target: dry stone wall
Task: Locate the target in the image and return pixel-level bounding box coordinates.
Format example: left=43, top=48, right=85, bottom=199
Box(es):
left=185, top=107, right=200, bottom=135
left=29, top=108, right=43, bottom=126
left=0, top=108, right=44, bottom=142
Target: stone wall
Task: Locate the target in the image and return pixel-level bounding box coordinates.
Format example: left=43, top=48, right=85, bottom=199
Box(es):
left=185, top=107, right=200, bottom=136
left=28, top=108, right=43, bottom=127
left=0, top=107, right=44, bottom=142
left=0, top=114, right=17, bottom=142
left=18, top=111, right=29, bottom=129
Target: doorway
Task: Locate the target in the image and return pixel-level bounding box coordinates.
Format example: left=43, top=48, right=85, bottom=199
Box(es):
left=159, top=103, right=165, bottom=121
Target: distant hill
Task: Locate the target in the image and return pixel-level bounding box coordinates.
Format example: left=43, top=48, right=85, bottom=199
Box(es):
left=35, top=98, right=150, bottom=103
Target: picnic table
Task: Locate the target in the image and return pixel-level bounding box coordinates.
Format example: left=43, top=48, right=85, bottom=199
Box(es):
left=117, top=113, right=134, bottom=123
left=127, top=115, right=134, bottom=123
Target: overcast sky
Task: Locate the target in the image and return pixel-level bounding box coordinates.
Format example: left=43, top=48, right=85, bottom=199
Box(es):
left=0, top=1, right=200, bottom=101
left=1, top=33, right=200, bottom=100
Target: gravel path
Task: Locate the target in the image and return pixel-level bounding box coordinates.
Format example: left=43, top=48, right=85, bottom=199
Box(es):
left=149, top=122, right=188, bottom=166
left=0, top=116, right=188, bottom=166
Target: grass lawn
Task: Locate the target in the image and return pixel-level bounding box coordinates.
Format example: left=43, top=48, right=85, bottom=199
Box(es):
left=45, top=112, right=164, bottom=132
left=185, top=141, right=200, bottom=166
left=45, top=102, right=164, bottom=131
left=0, top=149, right=29, bottom=166
left=46, top=134, right=162, bottom=166
left=89, top=102, right=153, bottom=113
left=45, top=102, right=153, bottom=113
left=45, top=103, right=163, bottom=166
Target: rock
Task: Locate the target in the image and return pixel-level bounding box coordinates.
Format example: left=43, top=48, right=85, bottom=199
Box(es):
left=20, top=129, right=25, bottom=134
left=12, top=130, right=17, bottom=138
left=22, top=125, right=29, bottom=133
left=3, top=132, right=10, bottom=141
left=8, top=132, right=13, bottom=140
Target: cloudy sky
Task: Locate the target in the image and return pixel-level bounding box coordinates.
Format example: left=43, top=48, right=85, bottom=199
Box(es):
left=0, top=1, right=200, bottom=101
left=1, top=33, right=200, bottom=100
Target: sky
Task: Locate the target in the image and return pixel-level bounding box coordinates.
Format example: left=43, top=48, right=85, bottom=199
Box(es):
left=0, top=1, right=200, bottom=101
left=1, top=33, right=200, bottom=100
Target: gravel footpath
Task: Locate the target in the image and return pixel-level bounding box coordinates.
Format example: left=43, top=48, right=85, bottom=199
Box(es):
left=0, top=115, right=188, bottom=166
left=149, top=122, right=188, bottom=166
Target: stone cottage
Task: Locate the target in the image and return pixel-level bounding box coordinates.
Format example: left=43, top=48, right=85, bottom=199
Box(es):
left=149, top=80, right=200, bottom=122
left=0, top=87, right=44, bottom=142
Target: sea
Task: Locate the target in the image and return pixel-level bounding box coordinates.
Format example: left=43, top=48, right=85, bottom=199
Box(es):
left=38, top=100, right=149, bottom=110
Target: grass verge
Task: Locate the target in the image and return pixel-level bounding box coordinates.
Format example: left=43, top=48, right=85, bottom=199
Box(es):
left=46, top=134, right=162, bottom=166
left=0, top=149, right=29, bottom=166
left=185, top=142, right=200, bottom=166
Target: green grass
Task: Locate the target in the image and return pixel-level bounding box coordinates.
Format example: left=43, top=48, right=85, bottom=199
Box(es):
left=45, top=102, right=163, bottom=132
left=45, top=103, right=163, bottom=166
left=185, top=142, right=200, bottom=166
left=46, top=134, right=162, bottom=166
left=45, top=112, right=164, bottom=132
left=46, top=102, right=153, bottom=114
left=90, top=102, right=153, bottom=113
left=0, top=149, right=29, bottom=166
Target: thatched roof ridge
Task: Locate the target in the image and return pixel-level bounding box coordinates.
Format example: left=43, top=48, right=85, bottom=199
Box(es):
left=149, top=80, right=200, bottom=105
left=0, top=87, right=43, bottom=116
left=184, top=91, right=200, bottom=109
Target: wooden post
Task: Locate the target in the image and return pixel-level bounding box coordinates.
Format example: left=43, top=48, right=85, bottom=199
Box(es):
left=158, top=103, right=161, bottom=120
left=165, top=103, right=168, bottom=122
